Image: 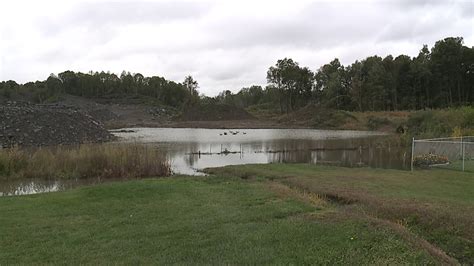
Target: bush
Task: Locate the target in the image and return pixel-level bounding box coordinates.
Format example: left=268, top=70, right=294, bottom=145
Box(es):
left=407, top=108, right=474, bottom=138
left=461, top=106, right=474, bottom=129
left=413, top=153, right=449, bottom=168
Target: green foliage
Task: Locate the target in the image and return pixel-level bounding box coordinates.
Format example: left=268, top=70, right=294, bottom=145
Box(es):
left=461, top=106, right=474, bottom=128
left=406, top=108, right=474, bottom=138
left=0, top=80, right=19, bottom=99
left=182, top=75, right=199, bottom=97
left=218, top=36, right=473, bottom=115
left=1, top=87, right=11, bottom=98
left=267, top=58, right=314, bottom=113
left=1, top=71, right=195, bottom=108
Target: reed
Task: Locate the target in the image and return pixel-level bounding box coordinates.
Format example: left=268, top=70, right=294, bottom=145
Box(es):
left=0, top=143, right=170, bottom=180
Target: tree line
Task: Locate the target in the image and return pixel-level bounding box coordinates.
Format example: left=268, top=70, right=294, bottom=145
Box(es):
left=217, top=37, right=473, bottom=112
left=0, top=71, right=199, bottom=108
left=1, top=37, right=472, bottom=112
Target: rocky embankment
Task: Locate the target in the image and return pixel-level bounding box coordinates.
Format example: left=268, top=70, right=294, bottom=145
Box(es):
left=0, top=102, right=115, bottom=147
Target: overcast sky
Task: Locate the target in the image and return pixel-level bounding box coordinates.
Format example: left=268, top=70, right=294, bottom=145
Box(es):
left=1, top=0, right=472, bottom=96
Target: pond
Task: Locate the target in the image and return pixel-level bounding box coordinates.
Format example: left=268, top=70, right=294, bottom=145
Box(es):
left=114, top=128, right=409, bottom=175
left=0, top=128, right=410, bottom=196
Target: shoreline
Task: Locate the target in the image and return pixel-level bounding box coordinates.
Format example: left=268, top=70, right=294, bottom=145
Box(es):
left=105, top=119, right=395, bottom=132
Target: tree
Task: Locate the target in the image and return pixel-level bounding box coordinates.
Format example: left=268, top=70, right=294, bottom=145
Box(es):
left=345, top=61, right=366, bottom=111
left=430, top=37, right=464, bottom=107
left=461, top=45, right=474, bottom=104
left=120, top=71, right=134, bottom=94
left=410, top=45, right=432, bottom=109
left=1, top=36, right=472, bottom=112
left=183, top=75, right=199, bottom=97
left=359, top=56, right=386, bottom=111
left=133, top=73, right=145, bottom=95
left=45, top=74, right=64, bottom=100
left=315, top=58, right=350, bottom=109
left=237, top=85, right=264, bottom=107
left=381, top=55, right=397, bottom=110
left=267, top=58, right=314, bottom=113
left=393, top=55, right=413, bottom=110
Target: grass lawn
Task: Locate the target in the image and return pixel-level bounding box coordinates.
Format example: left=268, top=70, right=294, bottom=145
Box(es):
left=0, top=174, right=437, bottom=264
left=207, top=164, right=474, bottom=264
left=435, top=159, right=474, bottom=173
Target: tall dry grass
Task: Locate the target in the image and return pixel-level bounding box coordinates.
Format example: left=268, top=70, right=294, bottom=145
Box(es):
left=0, top=144, right=170, bottom=180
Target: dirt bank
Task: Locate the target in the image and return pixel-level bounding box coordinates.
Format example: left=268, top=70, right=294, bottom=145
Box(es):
left=0, top=102, right=115, bottom=147
left=57, top=96, right=279, bottom=129
left=180, top=103, right=255, bottom=121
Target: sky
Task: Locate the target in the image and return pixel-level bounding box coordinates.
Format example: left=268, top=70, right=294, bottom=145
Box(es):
left=0, top=0, right=473, bottom=96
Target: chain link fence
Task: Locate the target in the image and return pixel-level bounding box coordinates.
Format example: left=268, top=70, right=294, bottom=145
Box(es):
left=411, top=136, right=474, bottom=172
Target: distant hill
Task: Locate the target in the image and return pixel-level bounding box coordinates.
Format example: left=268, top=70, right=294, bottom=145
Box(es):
left=180, top=103, right=255, bottom=121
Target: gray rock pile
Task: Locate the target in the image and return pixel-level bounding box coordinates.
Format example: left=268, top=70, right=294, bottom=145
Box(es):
left=0, top=102, right=115, bottom=147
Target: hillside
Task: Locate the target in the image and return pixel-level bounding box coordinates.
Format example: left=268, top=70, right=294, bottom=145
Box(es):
left=0, top=101, right=115, bottom=147
left=247, top=104, right=474, bottom=138
left=180, top=103, right=255, bottom=121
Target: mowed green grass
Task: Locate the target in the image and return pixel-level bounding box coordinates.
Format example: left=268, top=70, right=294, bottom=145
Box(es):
left=0, top=176, right=433, bottom=264
left=207, top=164, right=474, bottom=264
left=437, top=159, right=474, bottom=173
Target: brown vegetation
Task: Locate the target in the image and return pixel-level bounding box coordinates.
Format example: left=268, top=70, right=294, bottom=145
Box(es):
left=0, top=143, right=170, bottom=180
left=181, top=103, right=255, bottom=121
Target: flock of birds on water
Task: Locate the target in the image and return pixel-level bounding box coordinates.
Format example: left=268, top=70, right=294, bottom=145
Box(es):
left=219, top=130, right=247, bottom=136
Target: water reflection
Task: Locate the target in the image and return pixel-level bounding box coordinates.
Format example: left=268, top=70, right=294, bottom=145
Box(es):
left=0, top=128, right=408, bottom=196
left=114, top=128, right=407, bottom=175
left=0, top=180, right=62, bottom=196
left=0, top=177, right=135, bottom=196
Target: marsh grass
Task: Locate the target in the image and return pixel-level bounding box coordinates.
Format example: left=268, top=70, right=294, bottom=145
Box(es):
left=0, top=143, right=170, bottom=180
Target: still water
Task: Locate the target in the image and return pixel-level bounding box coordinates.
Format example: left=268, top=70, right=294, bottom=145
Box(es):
left=114, top=128, right=409, bottom=175
left=0, top=128, right=410, bottom=196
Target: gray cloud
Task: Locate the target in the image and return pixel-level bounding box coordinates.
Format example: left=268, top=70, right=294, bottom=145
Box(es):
left=460, top=0, right=474, bottom=18
left=0, top=0, right=472, bottom=95
left=38, top=1, right=211, bottom=37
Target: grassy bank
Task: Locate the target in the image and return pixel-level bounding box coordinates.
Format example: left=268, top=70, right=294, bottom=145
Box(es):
left=248, top=104, right=474, bottom=138
left=0, top=144, right=170, bottom=181
left=1, top=175, right=436, bottom=264
left=207, top=164, right=474, bottom=264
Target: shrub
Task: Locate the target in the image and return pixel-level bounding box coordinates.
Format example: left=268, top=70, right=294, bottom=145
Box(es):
left=406, top=108, right=474, bottom=138
left=413, top=153, right=449, bottom=168
left=452, top=126, right=463, bottom=138
left=461, top=106, right=474, bottom=129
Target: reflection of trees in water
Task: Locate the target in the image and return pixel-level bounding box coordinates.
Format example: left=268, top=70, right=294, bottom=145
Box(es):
left=259, top=137, right=410, bottom=170
left=182, top=142, right=201, bottom=167
left=152, top=136, right=411, bottom=173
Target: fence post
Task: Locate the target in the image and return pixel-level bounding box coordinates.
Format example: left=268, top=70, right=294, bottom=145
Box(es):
left=462, top=136, right=465, bottom=172
left=411, top=137, right=415, bottom=172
